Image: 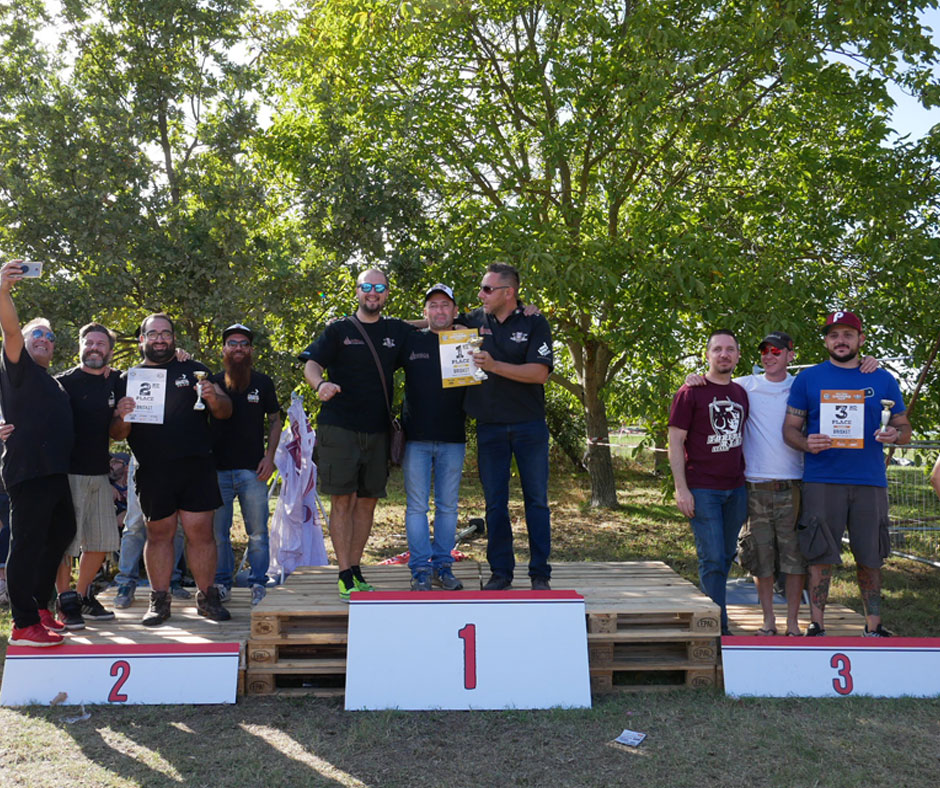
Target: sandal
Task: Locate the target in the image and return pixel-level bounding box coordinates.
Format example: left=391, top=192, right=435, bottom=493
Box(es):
left=757, top=627, right=777, bottom=636
left=786, top=630, right=802, bottom=637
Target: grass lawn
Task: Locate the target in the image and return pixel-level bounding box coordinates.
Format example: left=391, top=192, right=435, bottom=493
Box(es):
left=1, top=449, right=939, bottom=787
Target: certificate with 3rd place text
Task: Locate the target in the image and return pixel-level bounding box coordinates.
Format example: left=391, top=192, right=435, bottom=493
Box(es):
left=820, top=389, right=864, bottom=448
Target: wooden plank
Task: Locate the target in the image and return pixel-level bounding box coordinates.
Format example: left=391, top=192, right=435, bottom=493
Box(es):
left=726, top=603, right=866, bottom=636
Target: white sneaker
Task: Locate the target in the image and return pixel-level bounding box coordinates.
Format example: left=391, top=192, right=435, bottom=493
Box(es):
left=0, top=576, right=8, bottom=606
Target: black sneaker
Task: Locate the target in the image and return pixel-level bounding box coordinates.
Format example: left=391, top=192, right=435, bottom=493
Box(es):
left=530, top=576, right=551, bottom=591
left=806, top=622, right=826, bottom=637
left=411, top=572, right=432, bottom=591
left=483, top=574, right=512, bottom=591
left=432, top=567, right=464, bottom=591
left=56, top=590, right=86, bottom=630
left=81, top=590, right=115, bottom=621
left=197, top=585, right=231, bottom=621
left=141, top=590, right=172, bottom=627
left=864, top=623, right=894, bottom=638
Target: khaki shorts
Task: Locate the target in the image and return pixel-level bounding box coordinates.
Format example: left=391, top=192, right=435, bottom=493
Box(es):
left=66, top=474, right=120, bottom=556
left=738, top=483, right=805, bottom=577
left=797, top=482, right=890, bottom=568
left=315, top=423, right=389, bottom=498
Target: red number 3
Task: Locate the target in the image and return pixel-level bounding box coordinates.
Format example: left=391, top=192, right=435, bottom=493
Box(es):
left=109, top=660, right=131, bottom=703
left=830, top=653, right=853, bottom=695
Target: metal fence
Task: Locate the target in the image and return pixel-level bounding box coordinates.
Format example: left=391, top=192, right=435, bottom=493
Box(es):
left=886, top=442, right=940, bottom=566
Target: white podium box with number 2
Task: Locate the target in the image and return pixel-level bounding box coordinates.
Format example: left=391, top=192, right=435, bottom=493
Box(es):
left=723, top=636, right=940, bottom=698
left=345, top=590, right=591, bottom=710
left=0, top=642, right=240, bottom=706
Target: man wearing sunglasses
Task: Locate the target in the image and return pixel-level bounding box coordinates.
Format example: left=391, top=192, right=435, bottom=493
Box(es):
left=209, top=323, right=282, bottom=606
left=300, top=269, right=415, bottom=600
left=0, top=260, right=76, bottom=646
left=461, top=263, right=554, bottom=591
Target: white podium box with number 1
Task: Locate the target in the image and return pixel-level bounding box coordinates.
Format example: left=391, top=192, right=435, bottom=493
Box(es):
left=345, top=590, right=591, bottom=710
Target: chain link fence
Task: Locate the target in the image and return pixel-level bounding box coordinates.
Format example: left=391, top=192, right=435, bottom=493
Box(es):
left=887, top=441, right=940, bottom=565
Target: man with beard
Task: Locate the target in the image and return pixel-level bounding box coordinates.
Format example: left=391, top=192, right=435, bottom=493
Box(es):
left=209, top=324, right=281, bottom=606
left=0, top=260, right=75, bottom=646
left=784, top=310, right=910, bottom=637
left=300, top=269, right=414, bottom=600
left=669, top=329, right=749, bottom=635
left=111, top=313, right=233, bottom=625
left=52, top=323, right=123, bottom=629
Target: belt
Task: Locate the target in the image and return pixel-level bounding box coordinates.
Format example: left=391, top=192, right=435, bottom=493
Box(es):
left=746, top=480, right=796, bottom=492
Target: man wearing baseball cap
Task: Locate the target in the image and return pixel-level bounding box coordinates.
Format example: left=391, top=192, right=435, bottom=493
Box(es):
left=783, top=310, right=910, bottom=637
left=400, top=284, right=467, bottom=591
left=209, top=324, right=282, bottom=606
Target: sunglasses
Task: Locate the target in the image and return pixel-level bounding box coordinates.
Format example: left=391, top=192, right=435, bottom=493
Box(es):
left=30, top=328, right=55, bottom=342
left=480, top=285, right=510, bottom=294
left=760, top=345, right=785, bottom=356
left=357, top=283, right=387, bottom=293
left=226, top=339, right=251, bottom=348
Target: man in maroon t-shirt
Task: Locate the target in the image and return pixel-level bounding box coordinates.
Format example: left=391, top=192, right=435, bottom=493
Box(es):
left=668, top=329, right=749, bottom=635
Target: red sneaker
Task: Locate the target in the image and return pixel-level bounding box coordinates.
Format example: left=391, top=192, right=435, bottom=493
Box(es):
left=39, top=608, right=67, bottom=634
left=10, top=622, right=64, bottom=647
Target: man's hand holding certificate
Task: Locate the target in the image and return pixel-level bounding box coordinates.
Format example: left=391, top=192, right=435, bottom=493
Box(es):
left=124, top=367, right=168, bottom=424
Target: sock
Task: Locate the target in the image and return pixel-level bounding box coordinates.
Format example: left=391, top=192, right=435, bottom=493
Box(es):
left=339, top=569, right=354, bottom=587
left=351, top=565, right=365, bottom=582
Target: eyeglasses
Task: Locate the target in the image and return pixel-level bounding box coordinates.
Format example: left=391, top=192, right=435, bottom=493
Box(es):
left=226, top=339, right=251, bottom=348
left=145, top=330, right=173, bottom=341
left=760, top=345, right=785, bottom=356
left=30, top=328, right=55, bottom=342
left=480, top=285, right=510, bottom=294
left=357, top=283, right=388, bottom=293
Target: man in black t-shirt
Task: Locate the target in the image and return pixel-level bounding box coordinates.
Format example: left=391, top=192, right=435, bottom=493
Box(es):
left=0, top=260, right=75, bottom=647
left=401, top=284, right=467, bottom=592
left=462, top=263, right=554, bottom=591
left=210, top=323, right=282, bottom=606
left=111, top=313, right=233, bottom=626
left=299, top=269, right=414, bottom=600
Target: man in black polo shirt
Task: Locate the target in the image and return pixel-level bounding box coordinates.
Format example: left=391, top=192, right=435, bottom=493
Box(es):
left=300, top=269, right=414, bottom=600
left=463, top=263, right=554, bottom=591
left=0, top=260, right=75, bottom=647
left=111, top=313, right=233, bottom=625
left=401, top=284, right=467, bottom=592
left=53, top=322, right=123, bottom=629
left=210, top=323, right=282, bottom=606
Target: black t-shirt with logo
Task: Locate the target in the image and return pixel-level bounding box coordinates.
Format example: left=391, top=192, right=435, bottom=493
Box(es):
left=209, top=370, right=280, bottom=471
left=117, top=359, right=214, bottom=467
left=56, top=366, right=121, bottom=476
left=298, top=316, right=413, bottom=434
left=401, top=329, right=466, bottom=443
left=459, top=305, right=554, bottom=424
left=0, top=349, right=73, bottom=488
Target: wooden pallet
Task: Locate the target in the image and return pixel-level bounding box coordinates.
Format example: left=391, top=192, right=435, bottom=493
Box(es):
left=726, top=602, right=866, bottom=636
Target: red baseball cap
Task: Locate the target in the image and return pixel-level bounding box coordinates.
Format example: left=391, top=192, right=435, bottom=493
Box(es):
left=824, top=310, right=862, bottom=334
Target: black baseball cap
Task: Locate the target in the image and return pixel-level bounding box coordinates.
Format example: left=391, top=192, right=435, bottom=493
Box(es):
left=222, top=323, right=254, bottom=343
left=758, top=331, right=793, bottom=352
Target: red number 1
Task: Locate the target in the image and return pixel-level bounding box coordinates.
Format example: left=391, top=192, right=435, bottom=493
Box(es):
left=109, top=660, right=131, bottom=703
left=830, top=653, right=853, bottom=695
left=458, top=624, right=477, bottom=690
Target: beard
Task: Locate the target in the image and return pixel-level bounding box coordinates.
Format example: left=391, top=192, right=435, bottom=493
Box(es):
left=223, top=353, right=252, bottom=392
left=143, top=342, right=175, bottom=364
left=82, top=350, right=107, bottom=369
left=829, top=346, right=858, bottom=363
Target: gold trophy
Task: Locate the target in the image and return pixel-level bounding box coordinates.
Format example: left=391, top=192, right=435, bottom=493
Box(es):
left=193, top=370, right=208, bottom=410
left=880, top=399, right=895, bottom=433
left=465, top=334, right=487, bottom=381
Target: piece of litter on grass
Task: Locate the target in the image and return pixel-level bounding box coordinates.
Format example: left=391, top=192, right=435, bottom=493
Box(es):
left=614, top=728, right=646, bottom=747
left=50, top=692, right=68, bottom=706
left=64, top=705, right=90, bottom=724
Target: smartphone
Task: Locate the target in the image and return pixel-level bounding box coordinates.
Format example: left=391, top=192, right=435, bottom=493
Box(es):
left=18, top=262, right=43, bottom=278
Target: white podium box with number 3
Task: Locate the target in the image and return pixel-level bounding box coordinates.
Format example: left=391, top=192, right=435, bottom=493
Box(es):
left=722, top=636, right=940, bottom=698
left=345, top=590, right=592, bottom=710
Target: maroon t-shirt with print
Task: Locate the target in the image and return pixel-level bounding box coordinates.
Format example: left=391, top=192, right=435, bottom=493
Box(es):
left=669, top=380, right=748, bottom=490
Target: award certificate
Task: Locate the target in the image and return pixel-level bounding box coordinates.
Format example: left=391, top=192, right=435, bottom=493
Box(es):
left=820, top=389, right=864, bottom=448
left=125, top=368, right=168, bottom=424
left=439, top=329, right=483, bottom=388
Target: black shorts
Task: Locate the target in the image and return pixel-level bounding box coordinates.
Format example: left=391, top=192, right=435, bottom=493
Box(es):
left=135, top=455, right=223, bottom=522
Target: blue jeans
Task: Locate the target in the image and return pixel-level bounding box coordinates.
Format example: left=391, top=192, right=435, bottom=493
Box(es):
left=689, top=486, right=748, bottom=633
left=115, top=456, right=184, bottom=586
left=213, top=469, right=270, bottom=588
left=477, top=419, right=551, bottom=580
left=402, top=441, right=466, bottom=575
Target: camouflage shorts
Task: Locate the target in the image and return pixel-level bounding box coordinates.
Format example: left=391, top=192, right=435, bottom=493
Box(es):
left=738, top=483, right=805, bottom=577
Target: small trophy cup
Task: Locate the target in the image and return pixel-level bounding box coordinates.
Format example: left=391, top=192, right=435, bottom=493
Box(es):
left=880, top=399, right=895, bottom=433
left=465, top=334, right=487, bottom=381
left=193, top=370, right=208, bottom=410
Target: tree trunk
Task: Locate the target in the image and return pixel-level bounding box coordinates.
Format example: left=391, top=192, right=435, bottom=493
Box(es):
left=581, top=346, right=618, bottom=508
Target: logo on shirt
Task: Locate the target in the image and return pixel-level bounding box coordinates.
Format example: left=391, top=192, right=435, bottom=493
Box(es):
left=343, top=337, right=365, bottom=346
left=247, top=388, right=260, bottom=403
left=538, top=342, right=550, bottom=357
left=510, top=332, right=528, bottom=343
left=409, top=351, right=430, bottom=361
left=175, top=375, right=190, bottom=388
left=382, top=337, right=396, bottom=349
left=707, top=397, right=744, bottom=452
left=108, top=391, right=115, bottom=408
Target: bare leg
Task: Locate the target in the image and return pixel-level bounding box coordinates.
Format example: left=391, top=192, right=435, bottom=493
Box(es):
left=55, top=557, right=72, bottom=594
left=179, top=510, right=217, bottom=594
left=143, top=515, right=177, bottom=592
left=785, top=573, right=805, bottom=635
left=808, top=564, right=831, bottom=628
left=754, top=575, right=776, bottom=633
left=328, top=493, right=357, bottom=570
left=349, top=497, right=378, bottom=568
left=857, top=564, right=882, bottom=631
left=76, top=551, right=108, bottom=597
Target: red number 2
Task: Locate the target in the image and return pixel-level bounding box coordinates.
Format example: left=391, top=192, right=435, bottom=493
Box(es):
left=458, top=624, right=477, bottom=690
left=109, top=660, right=131, bottom=703
left=830, top=653, right=853, bottom=695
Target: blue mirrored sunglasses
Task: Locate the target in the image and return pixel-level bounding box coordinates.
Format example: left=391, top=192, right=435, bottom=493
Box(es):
left=30, top=328, right=55, bottom=342
left=357, top=282, right=388, bottom=293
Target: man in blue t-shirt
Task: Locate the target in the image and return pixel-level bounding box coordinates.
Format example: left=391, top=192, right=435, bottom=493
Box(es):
left=783, top=310, right=911, bottom=637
